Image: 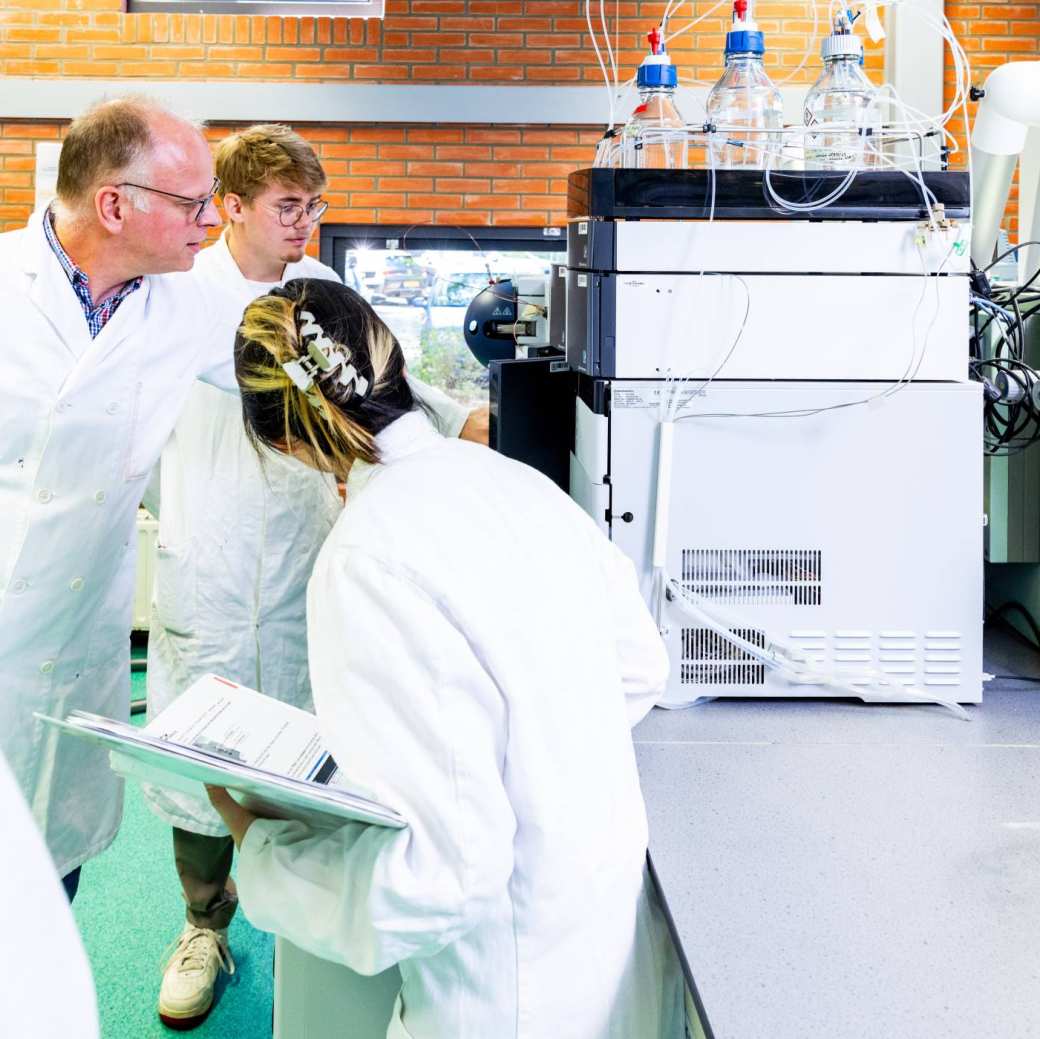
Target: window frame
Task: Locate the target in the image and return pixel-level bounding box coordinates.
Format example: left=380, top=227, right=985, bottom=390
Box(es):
left=126, top=0, right=383, bottom=17
left=319, top=224, right=567, bottom=278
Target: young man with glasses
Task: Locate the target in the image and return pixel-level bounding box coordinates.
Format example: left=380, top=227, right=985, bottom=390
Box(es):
left=145, top=124, right=485, bottom=1029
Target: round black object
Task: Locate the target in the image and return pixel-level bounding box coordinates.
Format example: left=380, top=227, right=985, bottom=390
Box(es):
left=463, top=279, right=518, bottom=368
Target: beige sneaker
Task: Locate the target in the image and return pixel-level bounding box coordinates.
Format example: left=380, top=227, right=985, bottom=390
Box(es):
left=158, top=924, right=235, bottom=1030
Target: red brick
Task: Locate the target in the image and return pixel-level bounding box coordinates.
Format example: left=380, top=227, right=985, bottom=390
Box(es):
left=459, top=161, right=525, bottom=176
left=982, top=36, right=1038, bottom=51
left=413, top=31, right=466, bottom=46
left=377, top=176, right=434, bottom=191
left=435, top=177, right=491, bottom=192
left=4, top=124, right=60, bottom=139
left=350, top=160, right=406, bottom=176
left=352, top=64, right=411, bottom=78
left=432, top=210, right=492, bottom=225
left=406, top=160, right=465, bottom=176
left=411, top=65, right=469, bottom=79
left=981, top=5, right=1036, bottom=16
left=467, top=128, right=523, bottom=144
left=350, top=192, right=407, bottom=207
left=378, top=208, right=434, bottom=223
left=439, top=48, right=496, bottom=62
left=434, top=145, right=493, bottom=160
left=236, top=62, right=292, bottom=75
left=293, top=64, right=353, bottom=78
left=323, top=207, right=377, bottom=222
left=524, top=59, right=585, bottom=78
left=322, top=47, right=380, bottom=61
left=439, top=15, right=495, bottom=29
left=209, top=44, right=263, bottom=59
left=5, top=27, right=61, bottom=41
left=349, top=127, right=407, bottom=143
left=463, top=193, right=520, bottom=209
left=408, top=128, right=465, bottom=142
left=407, top=193, right=463, bottom=208
left=382, top=47, right=438, bottom=62
left=468, top=32, right=522, bottom=46
left=266, top=45, right=320, bottom=60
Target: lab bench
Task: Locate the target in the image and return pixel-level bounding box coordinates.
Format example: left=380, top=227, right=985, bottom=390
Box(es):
left=274, top=629, right=1040, bottom=1038
left=634, top=628, right=1040, bottom=1039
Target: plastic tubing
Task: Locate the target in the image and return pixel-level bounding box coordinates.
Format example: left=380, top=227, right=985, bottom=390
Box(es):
left=666, top=578, right=971, bottom=720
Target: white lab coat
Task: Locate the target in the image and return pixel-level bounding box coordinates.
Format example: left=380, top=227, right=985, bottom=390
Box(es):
left=0, top=210, right=240, bottom=876
left=144, top=233, right=470, bottom=836
left=238, top=411, right=685, bottom=1039
left=0, top=750, right=99, bottom=1039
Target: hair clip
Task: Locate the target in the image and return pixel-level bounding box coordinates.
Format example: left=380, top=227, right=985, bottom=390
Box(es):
left=282, top=309, right=370, bottom=402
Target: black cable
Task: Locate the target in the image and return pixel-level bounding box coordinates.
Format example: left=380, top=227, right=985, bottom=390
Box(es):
left=983, top=240, right=1040, bottom=272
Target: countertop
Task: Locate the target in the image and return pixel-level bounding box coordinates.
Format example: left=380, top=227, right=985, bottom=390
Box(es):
left=634, top=627, right=1040, bottom=1039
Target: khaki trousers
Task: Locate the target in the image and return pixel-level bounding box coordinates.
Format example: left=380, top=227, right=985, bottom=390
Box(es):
left=172, top=827, right=239, bottom=930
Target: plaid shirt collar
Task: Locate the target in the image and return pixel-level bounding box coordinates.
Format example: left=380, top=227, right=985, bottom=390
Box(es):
left=43, top=207, right=143, bottom=338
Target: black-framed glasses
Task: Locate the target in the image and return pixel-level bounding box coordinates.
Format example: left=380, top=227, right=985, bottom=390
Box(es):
left=117, top=176, right=221, bottom=226
left=266, top=199, right=329, bottom=227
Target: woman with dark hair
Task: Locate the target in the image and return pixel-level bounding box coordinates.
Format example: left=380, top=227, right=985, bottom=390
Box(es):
left=209, top=278, right=684, bottom=1039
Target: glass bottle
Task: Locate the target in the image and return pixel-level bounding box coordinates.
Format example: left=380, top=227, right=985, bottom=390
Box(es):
left=622, top=28, right=686, bottom=170
left=705, top=0, right=783, bottom=170
left=803, top=18, right=881, bottom=170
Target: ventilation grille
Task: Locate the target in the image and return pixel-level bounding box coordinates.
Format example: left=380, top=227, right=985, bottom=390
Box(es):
left=681, top=549, right=823, bottom=606
left=681, top=627, right=766, bottom=686
left=676, top=629, right=966, bottom=693
left=923, top=631, right=963, bottom=687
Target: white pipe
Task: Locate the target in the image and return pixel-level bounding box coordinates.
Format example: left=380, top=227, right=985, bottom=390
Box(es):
left=970, top=61, right=1040, bottom=268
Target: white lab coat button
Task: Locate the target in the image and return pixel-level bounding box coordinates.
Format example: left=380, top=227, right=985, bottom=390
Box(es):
left=69, top=577, right=84, bottom=592
left=11, top=579, right=27, bottom=594
left=106, top=402, right=120, bottom=415
left=37, top=489, right=53, bottom=504
left=39, top=660, right=54, bottom=674
left=95, top=491, right=106, bottom=504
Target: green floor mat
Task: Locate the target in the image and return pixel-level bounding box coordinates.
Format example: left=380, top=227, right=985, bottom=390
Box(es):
left=73, top=672, right=274, bottom=1039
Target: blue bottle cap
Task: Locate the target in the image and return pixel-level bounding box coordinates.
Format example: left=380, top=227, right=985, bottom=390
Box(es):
left=725, top=29, right=765, bottom=55
left=637, top=61, right=678, bottom=89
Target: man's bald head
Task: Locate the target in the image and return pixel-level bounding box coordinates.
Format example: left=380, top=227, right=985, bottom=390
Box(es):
left=56, top=97, right=203, bottom=210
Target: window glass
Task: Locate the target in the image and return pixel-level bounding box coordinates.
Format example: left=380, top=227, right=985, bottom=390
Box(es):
left=340, top=246, right=560, bottom=408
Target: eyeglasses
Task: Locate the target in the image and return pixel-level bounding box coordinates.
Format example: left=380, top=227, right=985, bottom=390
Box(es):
left=117, top=176, right=221, bottom=226
left=264, top=199, right=329, bottom=227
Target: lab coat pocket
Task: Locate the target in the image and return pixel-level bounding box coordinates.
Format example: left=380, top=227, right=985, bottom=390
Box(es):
left=123, top=380, right=151, bottom=482
left=154, top=542, right=198, bottom=637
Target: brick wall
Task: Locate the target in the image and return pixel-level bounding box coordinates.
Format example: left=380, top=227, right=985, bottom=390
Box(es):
left=0, top=1, right=882, bottom=83
left=0, top=0, right=1018, bottom=236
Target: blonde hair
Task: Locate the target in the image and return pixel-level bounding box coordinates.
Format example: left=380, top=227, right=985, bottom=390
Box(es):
left=216, top=124, right=326, bottom=200
left=235, top=279, right=413, bottom=476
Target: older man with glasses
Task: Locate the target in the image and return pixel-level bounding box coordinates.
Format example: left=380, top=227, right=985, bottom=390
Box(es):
left=133, top=124, right=487, bottom=1029
left=0, top=98, right=244, bottom=919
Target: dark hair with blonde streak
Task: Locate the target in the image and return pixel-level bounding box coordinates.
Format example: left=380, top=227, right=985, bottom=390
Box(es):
left=234, top=278, right=415, bottom=477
